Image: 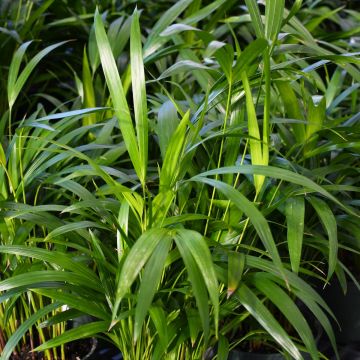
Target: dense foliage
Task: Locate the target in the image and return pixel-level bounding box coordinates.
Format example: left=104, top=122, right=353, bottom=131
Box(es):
left=0, top=0, right=359, bottom=359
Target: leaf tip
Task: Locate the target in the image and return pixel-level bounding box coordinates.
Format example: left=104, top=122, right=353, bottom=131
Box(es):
left=227, top=288, right=235, bottom=299
left=108, top=319, right=118, bottom=331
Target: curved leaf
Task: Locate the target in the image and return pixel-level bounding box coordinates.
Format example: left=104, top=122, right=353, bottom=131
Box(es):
left=190, top=177, right=286, bottom=284
left=285, top=197, right=305, bottom=274
left=174, top=229, right=219, bottom=336
left=112, top=228, right=170, bottom=321
left=134, top=235, right=172, bottom=341
left=251, top=273, right=319, bottom=359
left=235, top=284, right=302, bottom=359
left=308, top=197, right=338, bottom=279
left=34, top=321, right=110, bottom=351
left=0, top=302, right=61, bottom=360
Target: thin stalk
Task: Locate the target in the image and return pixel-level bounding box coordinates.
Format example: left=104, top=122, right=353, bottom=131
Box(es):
left=180, top=345, right=186, bottom=360
left=25, top=0, right=33, bottom=22
left=8, top=108, right=12, bottom=142
left=268, top=181, right=283, bottom=208
left=216, top=139, right=249, bottom=243
left=29, top=293, right=52, bottom=360
left=15, top=0, right=23, bottom=28
left=0, top=305, right=6, bottom=351
left=204, top=78, right=233, bottom=237
left=53, top=321, right=59, bottom=360
left=0, top=328, right=5, bottom=352
left=18, top=302, right=25, bottom=347
left=18, top=129, right=26, bottom=204
left=142, top=186, right=147, bottom=232
left=60, top=321, right=65, bottom=360
left=236, top=192, right=259, bottom=249
left=242, top=70, right=264, bottom=194
left=1, top=163, right=17, bottom=200
left=262, top=49, right=271, bottom=166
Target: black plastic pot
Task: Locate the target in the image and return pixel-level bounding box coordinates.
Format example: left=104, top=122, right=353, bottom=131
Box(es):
left=71, top=318, right=122, bottom=359
left=87, top=338, right=122, bottom=360
left=79, top=338, right=98, bottom=360
left=314, top=279, right=360, bottom=359
left=228, top=350, right=311, bottom=359
left=320, top=280, right=360, bottom=344
left=61, top=337, right=98, bottom=360
left=228, top=350, right=286, bottom=359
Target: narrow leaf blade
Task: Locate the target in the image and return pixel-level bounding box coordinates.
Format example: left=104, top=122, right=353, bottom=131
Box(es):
left=286, top=197, right=305, bottom=274
left=131, top=9, right=148, bottom=185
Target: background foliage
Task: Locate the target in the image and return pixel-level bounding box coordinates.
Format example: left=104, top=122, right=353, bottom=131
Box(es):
left=0, top=0, right=359, bottom=359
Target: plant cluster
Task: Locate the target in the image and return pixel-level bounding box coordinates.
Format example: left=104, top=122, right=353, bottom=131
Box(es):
left=0, top=0, right=359, bottom=359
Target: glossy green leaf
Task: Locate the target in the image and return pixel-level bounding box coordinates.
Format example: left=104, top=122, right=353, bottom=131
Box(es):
left=217, top=335, right=229, bottom=360
left=89, top=230, right=115, bottom=302
left=160, top=23, right=199, bottom=37
left=308, top=197, right=338, bottom=279
left=186, top=308, right=201, bottom=346
left=305, top=95, right=326, bottom=154
left=94, top=8, right=142, bottom=184
left=157, top=100, right=179, bottom=159
left=131, top=9, right=148, bottom=186
left=174, top=232, right=210, bottom=340
left=246, top=255, right=339, bottom=357
left=8, top=41, right=67, bottom=109
left=0, top=271, right=101, bottom=292
left=175, top=229, right=219, bottom=335
left=112, top=228, right=170, bottom=322
left=193, top=165, right=350, bottom=214
left=236, top=284, right=302, bottom=359
left=265, top=0, right=285, bottom=43
left=82, top=47, right=97, bottom=127
left=286, top=197, right=305, bottom=274
left=224, top=109, right=244, bottom=185
left=144, top=0, right=193, bottom=58
left=233, top=38, right=268, bottom=77
left=276, top=81, right=306, bottom=143
left=35, top=288, right=109, bottom=320
left=214, top=44, right=234, bottom=82
left=157, top=60, right=212, bottom=80
left=21, top=0, right=55, bottom=35
left=160, top=110, right=189, bottom=190
left=251, top=274, right=319, bottom=359
left=328, top=83, right=360, bottom=114
left=23, top=107, right=107, bottom=123
left=244, top=0, right=264, bottom=38
left=0, top=302, right=61, bottom=360
left=325, top=67, right=343, bottom=108
left=149, top=306, right=169, bottom=352
left=134, top=235, right=172, bottom=341
left=39, top=309, right=83, bottom=328
left=191, top=177, right=286, bottom=283
left=242, top=69, right=264, bottom=193
left=183, top=0, right=228, bottom=25
left=227, top=251, right=245, bottom=297
left=45, top=220, right=108, bottom=241
left=34, top=321, right=110, bottom=351
left=7, top=41, right=33, bottom=108
left=0, top=245, right=99, bottom=284
left=284, top=0, right=303, bottom=24
left=245, top=255, right=336, bottom=317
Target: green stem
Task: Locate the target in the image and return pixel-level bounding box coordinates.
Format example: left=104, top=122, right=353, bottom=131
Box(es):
left=204, top=77, right=233, bottom=237
left=263, top=49, right=271, bottom=166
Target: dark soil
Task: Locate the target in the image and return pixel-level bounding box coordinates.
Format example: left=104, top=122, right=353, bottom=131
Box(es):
left=10, top=338, right=97, bottom=360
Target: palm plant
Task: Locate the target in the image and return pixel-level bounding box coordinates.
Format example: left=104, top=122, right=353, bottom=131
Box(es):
left=0, top=0, right=359, bottom=359
left=0, top=3, right=111, bottom=356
